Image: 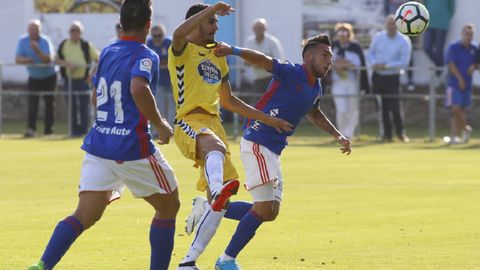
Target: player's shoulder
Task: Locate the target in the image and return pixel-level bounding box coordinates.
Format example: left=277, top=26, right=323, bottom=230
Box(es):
left=163, top=37, right=172, bottom=46
left=372, top=30, right=385, bottom=40
left=448, top=40, right=461, bottom=50
left=397, top=32, right=411, bottom=43
left=265, top=33, right=281, bottom=43
left=138, top=44, right=160, bottom=61
left=274, top=58, right=301, bottom=70
left=39, top=34, right=53, bottom=43
left=18, top=34, right=29, bottom=42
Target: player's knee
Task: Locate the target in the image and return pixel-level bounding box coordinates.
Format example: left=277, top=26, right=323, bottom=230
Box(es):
left=170, top=198, right=181, bottom=215
left=197, top=135, right=226, bottom=159
left=253, top=206, right=278, bottom=222
left=262, top=208, right=279, bottom=222
left=156, top=197, right=180, bottom=218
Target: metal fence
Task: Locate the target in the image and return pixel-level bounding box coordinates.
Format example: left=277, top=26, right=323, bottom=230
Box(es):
left=1, top=63, right=478, bottom=141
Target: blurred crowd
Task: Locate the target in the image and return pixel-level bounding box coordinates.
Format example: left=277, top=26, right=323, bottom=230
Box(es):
left=14, top=0, right=480, bottom=143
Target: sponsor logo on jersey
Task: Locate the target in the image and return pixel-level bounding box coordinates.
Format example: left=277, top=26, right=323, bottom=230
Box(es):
left=139, top=58, right=152, bottom=73
left=251, top=120, right=261, bottom=131
left=269, top=108, right=279, bottom=116
left=197, top=60, right=221, bottom=84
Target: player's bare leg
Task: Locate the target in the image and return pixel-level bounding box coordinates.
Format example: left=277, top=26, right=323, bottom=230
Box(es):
left=27, top=191, right=111, bottom=270
left=216, top=182, right=281, bottom=270
left=178, top=134, right=239, bottom=269
left=144, top=189, right=180, bottom=270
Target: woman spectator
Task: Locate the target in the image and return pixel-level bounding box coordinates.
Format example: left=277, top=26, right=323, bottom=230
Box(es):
left=331, top=23, right=369, bottom=139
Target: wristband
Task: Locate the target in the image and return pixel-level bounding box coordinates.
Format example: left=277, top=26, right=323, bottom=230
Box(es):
left=231, top=46, right=242, bottom=56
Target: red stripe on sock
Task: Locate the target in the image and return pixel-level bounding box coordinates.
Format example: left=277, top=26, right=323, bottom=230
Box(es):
left=64, top=216, right=83, bottom=237
left=249, top=210, right=264, bottom=222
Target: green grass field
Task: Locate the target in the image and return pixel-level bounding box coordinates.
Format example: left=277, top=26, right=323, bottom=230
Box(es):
left=1, top=135, right=479, bottom=270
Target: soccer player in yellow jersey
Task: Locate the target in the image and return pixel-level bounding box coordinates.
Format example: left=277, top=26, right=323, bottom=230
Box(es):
left=169, top=2, right=292, bottom=269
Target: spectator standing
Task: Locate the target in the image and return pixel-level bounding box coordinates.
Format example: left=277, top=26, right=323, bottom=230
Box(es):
left=444, top=24, right=476, bottom=144
left=423, top=0, right=455, bottom=75
left=147, top=24, right=175, bottom=126
left=331, top=23, right=369, bottom=139
left=56, top=21, right=99, bottom=136
left=368, top=15, right=411, bottom=142
left=110, top=22, right=123, bottom=43
left=15, top=19, right=57, bottom=137
left=244, top=18, right=284, bottom=102
left=385, top=0, right=418, bottom=91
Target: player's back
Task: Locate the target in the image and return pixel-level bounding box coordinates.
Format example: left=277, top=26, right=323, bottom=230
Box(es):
left=82, top=39, right=159, bottom=161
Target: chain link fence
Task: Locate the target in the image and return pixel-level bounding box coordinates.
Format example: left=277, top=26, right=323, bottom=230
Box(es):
left=1, top=64, right=479, bottom=141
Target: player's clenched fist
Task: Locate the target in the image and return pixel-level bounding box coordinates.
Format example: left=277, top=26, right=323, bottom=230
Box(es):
left=210, top=1, right=234, bottom=16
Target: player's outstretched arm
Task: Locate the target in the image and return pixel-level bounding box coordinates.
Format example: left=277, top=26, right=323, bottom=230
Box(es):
left=215, top=42, right=274, bottom=72
left=130, top=77, right=173, bottom=144
left=306, top=107, right=351, bottom=155
left=172, top=2, right=234, bottom=53
left=219, top=80, right=292, bottom=133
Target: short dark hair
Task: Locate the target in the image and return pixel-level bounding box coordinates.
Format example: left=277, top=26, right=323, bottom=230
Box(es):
left=120, top=0, right=152, bottom=32
left=302, top=34, right=331, bottom=58
left=185, top=3, right=209, bottom=20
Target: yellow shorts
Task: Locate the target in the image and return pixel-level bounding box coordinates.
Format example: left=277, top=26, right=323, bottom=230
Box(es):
left=174, top=113, right=239, bottom=191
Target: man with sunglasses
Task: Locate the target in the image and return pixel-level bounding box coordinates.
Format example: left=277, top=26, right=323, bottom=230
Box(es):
left=169, top=2, right=293, bottom=269
left=56, top=21, right=99, bottom=136
left=147, top=24, right=175, bottom=127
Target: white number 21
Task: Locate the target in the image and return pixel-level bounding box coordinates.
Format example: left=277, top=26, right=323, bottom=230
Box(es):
left=96, top=77, right=124, bottom=124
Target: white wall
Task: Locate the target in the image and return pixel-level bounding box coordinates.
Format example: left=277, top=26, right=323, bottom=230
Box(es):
left=152, top=0, right=198, bottom=36
left=237, top=0, right=303, bottom=63
left=0, top=0, right=30, bottom=82
left=2, top=0, right=480, bottom=84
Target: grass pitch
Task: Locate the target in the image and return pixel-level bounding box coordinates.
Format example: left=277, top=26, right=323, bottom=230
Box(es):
left=0, top=135, right=479, bottom=270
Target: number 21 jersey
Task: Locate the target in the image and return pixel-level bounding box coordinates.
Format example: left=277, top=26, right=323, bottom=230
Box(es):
left=82, top=38, right=159, bottom=161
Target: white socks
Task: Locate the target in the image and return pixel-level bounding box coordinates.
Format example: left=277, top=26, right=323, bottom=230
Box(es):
left=205, top=151, right=225, bottom=195
left=181, top=206, right=226, bottom=263
left=179, top=151, right=226, bottom=264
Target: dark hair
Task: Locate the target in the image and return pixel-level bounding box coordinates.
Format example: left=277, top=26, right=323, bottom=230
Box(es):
left=302, top=34, right=331, bottom=58
left=185, top=3, right=209, bottom=20
left=115, top=22, right=122, bottom=30
left=120, top=0, right=152, bottom=32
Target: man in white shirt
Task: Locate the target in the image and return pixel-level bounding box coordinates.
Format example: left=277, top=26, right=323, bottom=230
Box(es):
left=244, top=18, right=284, bottom=101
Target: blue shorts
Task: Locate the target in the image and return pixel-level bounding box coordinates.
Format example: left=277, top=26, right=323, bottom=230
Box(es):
left=445, top=86, right=471, bottom=107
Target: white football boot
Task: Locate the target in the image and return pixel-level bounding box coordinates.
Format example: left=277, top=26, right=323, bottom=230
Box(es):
left=185, top=196, right=208, bottom=235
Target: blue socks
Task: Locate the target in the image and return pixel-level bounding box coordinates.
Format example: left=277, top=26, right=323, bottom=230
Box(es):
left=41, top=216, right=84, bottom=269
left=150, top=218, right=175, bottom=270
left=225, top=201, right=253, bottom=220
left=225, top=210, right=263, bottom=258
left=38, top=216, right=175, bottom=270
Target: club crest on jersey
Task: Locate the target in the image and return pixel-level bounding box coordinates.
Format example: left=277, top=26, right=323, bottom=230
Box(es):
left=139, top=58, right=152, bottom=73
left=197, top=60, right=221, bottom=84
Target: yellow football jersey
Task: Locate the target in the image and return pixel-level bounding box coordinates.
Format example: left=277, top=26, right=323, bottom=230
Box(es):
left=168, top=42, right=229, bottom=120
